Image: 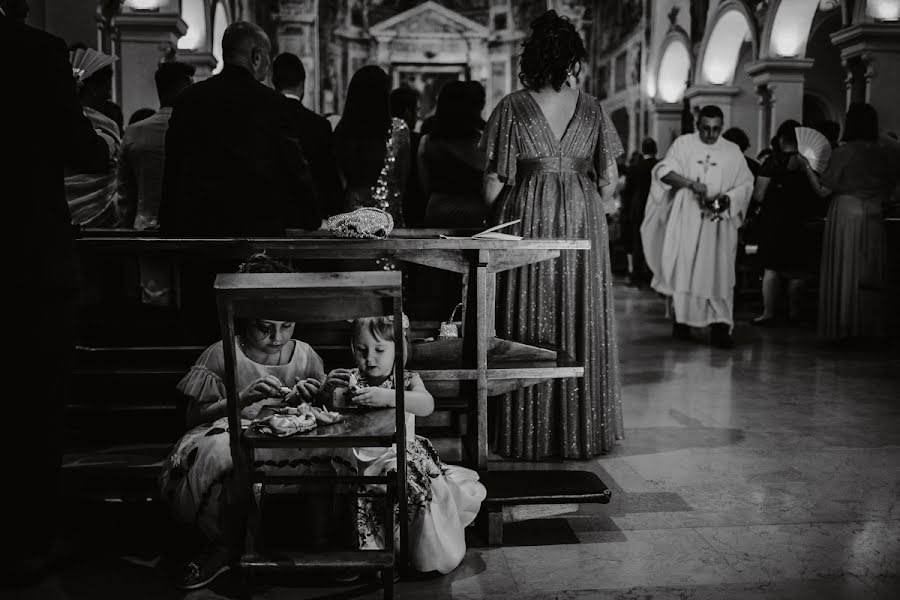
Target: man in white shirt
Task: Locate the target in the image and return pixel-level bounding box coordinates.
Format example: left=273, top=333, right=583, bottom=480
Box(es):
left=117, top=61, right=194, bottom=230
left=641, top=105, right=754, bottom=348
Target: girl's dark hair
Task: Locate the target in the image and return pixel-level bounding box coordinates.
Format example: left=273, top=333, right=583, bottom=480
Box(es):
left=430, top=81, right=482, bottom=141
left=235, top=253, right=294, bottom=334
left=843, top=102, right=879, bottom=142
left=335, top=65, right=391, bottom=140
left=774, top=119, right=800, bottom=149
left=518, top=10, right=587, bottom=92
left=334, top=65, right=393, bottom=187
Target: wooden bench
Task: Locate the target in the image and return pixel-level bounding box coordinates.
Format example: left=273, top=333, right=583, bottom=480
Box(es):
left=477, top=470, right=611, bottom=546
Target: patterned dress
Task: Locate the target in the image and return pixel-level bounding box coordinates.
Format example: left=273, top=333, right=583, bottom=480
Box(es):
left=158, top=340, right=357, bottom=543
left=353, top=369, right=486, bottom=574
left=481, top=89, right=624, bottom=459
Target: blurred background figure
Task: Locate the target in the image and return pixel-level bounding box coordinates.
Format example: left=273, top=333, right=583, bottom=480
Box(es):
left=273, top=52, right=343, bottom=218
left=621, top=138, right=658, bottom=287
left=1, top=0, right=111, bottom=585
left=66, top=46, right=120, bottom=227
left=418, top=80, right=487, bottom=229
left=819, top=103, right=900, bottom=341
left=816, top=119, right=841, bottom=149
left=118, top=61, right=195, bottom=231
left=128, top=107, right=156, bottom=126
left=334, top=65, right=410, bottom=224
left=751, top=120, right=829, bottom=327
left=723, top=127, right=760, bottom=177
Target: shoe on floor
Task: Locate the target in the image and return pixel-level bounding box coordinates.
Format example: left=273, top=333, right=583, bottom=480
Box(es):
left=176, top=548, right=233, bottom=591
left=710, top=323, right=735, bottom=349
left=750, top=316, right=776, bottom=327
left=672, top=322, right=691, bottom=341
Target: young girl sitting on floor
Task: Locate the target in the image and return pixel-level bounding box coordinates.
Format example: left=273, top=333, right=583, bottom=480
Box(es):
left=158, top=254, right=357, bottom=590
left=322, top=315, right=486, bottom=574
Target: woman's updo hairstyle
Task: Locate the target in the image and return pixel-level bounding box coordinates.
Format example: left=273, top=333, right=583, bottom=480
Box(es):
left=519, top=10, right=587, bottom=92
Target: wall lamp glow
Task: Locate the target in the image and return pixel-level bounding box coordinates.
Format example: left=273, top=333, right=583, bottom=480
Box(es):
left=868, top=0, right=900, bottom=21
left=125, top=0, right=164, bottom=10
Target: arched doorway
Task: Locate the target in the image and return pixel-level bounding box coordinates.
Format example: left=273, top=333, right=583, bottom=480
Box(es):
left=693, top=1, right=758, bottom=151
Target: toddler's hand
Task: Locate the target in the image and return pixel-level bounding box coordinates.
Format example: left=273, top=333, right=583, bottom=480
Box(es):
left=350, top=386, right=395, bottom=408
left=324, top=369, right=353, bottom=390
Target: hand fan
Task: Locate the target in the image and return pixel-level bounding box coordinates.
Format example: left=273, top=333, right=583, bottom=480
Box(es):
left=795, top=127, right=832, bottom=174
left=70, top=48, right=117, bottom=83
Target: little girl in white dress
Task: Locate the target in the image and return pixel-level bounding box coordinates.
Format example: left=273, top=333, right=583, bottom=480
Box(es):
left=322, top=316, right=486, bottom=574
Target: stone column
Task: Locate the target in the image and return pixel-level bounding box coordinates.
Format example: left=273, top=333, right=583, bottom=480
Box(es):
left=175, top=50, right=217, bottom=82
left=754, top=83, right=773, bottom=152
left=745, top=58, right=813, bottom=136
left=831, top=23, right=900, bottom=134
left=113, top=2, right=187, bottom=123
left=684, top=85, right=741, bottom=126
left=651, top=101, right=684, bottom=156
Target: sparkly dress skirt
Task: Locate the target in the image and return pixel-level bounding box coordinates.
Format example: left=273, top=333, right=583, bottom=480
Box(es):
left=818, top=193, right=890, bottom=339
left=492, top=159, right=624, bottom=459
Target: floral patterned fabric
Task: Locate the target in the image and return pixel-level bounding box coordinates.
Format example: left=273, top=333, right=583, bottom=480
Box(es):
left=158, top=340, right=357, bottom=543
left=352, top=369, right=486, bottom=574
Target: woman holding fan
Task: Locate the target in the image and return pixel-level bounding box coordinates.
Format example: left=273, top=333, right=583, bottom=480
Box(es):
left=751, top=120, right=830, bottom=327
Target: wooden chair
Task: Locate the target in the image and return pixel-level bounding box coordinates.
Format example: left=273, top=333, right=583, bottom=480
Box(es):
left=215, top=271, right=407, bottom=599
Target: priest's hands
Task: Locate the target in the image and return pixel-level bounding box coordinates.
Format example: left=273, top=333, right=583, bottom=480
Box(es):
left=689, top=180, right=708, bottom=198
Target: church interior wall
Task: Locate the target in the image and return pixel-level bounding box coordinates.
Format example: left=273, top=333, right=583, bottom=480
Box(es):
left=730, top=40, right=759, bottom=154
left=27, top=0, right=98, bottom=50
left=803, top=11, right=846, bottom=126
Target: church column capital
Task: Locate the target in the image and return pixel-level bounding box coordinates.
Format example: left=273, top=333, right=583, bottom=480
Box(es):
left=112, top=10, right=187, bottom=125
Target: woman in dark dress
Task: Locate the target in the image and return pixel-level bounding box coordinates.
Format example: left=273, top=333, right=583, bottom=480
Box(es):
left=419, top=80, right=487, bottom=228
left=481, top=11, right=624, bottom=459
left=752, top=120, right=829, bottom=326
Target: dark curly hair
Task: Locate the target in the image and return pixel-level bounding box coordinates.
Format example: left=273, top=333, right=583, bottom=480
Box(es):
left=518, top=10, right=587, bottom=92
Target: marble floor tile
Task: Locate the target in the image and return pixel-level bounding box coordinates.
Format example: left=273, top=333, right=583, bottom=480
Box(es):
left=502, top=528, right=742, bottom=592
left=694, top=520, right=900, bottom=583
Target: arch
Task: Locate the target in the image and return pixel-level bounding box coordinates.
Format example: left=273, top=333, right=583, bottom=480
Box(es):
left=652, top=28, right=692, bottom=104
left=760, top=0, right=836, bottom=58
left=178, top=0, right=208, bottom=51
left=211, top=1, right=230, bottom=74
left=696, top=0, right=758, bottom=85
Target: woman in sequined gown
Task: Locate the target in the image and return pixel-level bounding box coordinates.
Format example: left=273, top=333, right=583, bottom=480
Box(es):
left=481, top=10, right=624, bottom=459
left=334, top=65, right=410, bottom=225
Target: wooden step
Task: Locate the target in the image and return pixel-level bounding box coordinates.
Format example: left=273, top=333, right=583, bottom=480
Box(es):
left=241, top=550, right=393, bottom=572
left=478, top=470, right=611, bottom=546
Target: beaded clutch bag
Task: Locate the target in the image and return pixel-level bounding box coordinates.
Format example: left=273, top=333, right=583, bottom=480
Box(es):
left=325, top=207, right=394, bottom=239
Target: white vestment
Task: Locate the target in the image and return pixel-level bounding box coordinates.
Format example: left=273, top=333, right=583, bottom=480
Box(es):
left=640, top=133, right=753, bottom=328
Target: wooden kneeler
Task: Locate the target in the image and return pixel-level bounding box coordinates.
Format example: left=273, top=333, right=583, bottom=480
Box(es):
left=477, top=470, right=611, bottom=546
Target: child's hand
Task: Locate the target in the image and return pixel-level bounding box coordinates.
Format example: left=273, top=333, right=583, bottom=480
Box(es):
left=350, top=386, right=395, bottom=408
left=239, top=375, right=285, bottom=405
left=324, top=369, right=353, bottom=391
left=288, top=376, right=321, bottom=403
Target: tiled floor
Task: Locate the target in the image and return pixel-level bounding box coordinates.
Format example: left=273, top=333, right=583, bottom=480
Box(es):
left=10, top=285, right=900, bottom=599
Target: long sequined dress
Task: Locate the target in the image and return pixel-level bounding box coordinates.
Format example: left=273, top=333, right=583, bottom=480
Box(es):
left=481, top=89, right=624, bottom=459
left=343, top=117, right=410, bottom=227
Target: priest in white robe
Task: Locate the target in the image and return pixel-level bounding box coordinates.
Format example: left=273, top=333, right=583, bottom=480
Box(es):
left=641, top=105, right=754, bottom=348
